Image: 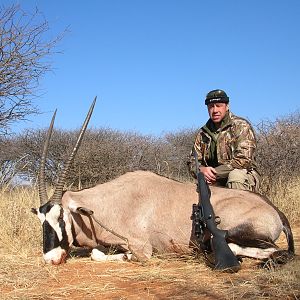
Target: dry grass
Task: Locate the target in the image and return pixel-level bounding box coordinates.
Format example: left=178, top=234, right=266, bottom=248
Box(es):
left=266, top=176, right=300, bottom=225
left=0, top=187, right=41, bottom=256
left=0, top=253, right=299, bottom=299
left=0, top=178, right=299, bottom=299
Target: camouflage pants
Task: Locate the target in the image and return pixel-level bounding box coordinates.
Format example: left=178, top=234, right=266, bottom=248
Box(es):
left=216, top=169, right=260, bottom=192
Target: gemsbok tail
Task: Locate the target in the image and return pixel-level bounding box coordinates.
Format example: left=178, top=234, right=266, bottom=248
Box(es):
left=267, top=210, right=295, bottom=266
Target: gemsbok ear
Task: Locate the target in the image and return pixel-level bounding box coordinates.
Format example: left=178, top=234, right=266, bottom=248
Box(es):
left=31, top=208, right=38, bottom=215
left=75, top=207, right=94, bottom=216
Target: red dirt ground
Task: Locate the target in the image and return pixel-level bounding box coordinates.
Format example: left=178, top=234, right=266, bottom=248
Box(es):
left=1, top=224, right=299, bottom=300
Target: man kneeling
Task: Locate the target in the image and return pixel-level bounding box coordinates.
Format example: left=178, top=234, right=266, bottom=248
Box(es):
left=188, top=89, right=260, bottom=192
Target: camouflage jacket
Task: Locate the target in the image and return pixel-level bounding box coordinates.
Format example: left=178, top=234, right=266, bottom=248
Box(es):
left=188, top=111, right=259, bottom=178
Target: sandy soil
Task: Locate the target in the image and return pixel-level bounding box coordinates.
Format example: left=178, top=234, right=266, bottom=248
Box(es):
left=1, top=225, right=299, bottom=300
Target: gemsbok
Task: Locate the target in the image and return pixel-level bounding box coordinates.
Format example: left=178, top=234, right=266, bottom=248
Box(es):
left=31, top=98, right=294, bottom=271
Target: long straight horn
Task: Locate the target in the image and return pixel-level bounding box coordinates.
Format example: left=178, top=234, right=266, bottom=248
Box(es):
left=51, top=97, right=97, bottom=203
left=38, top=110, right=57, bottom=205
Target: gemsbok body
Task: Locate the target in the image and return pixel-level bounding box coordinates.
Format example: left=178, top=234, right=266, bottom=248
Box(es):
left=32, top=99, right=294, bottom=270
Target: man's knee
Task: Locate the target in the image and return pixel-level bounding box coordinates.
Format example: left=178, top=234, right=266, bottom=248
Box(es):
left=226, top=169, right=257, bottom=192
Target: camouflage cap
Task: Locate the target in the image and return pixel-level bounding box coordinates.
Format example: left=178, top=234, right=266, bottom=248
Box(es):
left=205, top=89, right=229, bottom=105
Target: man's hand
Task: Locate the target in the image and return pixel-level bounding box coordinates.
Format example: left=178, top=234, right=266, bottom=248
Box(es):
left=199, top=166, right=217, bottom=184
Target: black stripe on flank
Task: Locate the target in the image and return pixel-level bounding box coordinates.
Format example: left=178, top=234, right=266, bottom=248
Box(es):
left=227, top=223, right=277, bottom=249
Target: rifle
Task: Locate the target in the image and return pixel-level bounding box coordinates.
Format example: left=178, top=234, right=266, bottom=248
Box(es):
left=193, top=149, right=240, bottom=272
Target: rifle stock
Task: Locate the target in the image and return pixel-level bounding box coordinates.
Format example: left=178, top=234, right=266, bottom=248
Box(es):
left=194, top=150, right=240, bottom=272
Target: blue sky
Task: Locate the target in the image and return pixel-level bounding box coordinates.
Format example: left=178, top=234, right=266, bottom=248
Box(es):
left=4, top=0, right=300, bottom=135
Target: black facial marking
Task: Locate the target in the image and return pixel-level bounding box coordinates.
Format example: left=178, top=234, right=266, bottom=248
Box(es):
left=39, top=202, right=54, bottom=215
left=58, top=211, right=69, bottom=251
left=43, top=220, right=60, bottom=253
left=40, top=203, right=70, bottom=253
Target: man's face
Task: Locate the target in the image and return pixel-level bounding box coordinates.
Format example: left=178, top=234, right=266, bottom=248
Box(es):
left=207, top=102, right=229, bottom=125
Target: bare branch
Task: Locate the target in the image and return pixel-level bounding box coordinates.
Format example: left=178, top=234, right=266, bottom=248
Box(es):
left=0, top=4, right=65, bottom=135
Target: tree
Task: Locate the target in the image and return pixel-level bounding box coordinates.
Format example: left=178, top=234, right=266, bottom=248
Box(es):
left=0, top=4, right=63, bottom=135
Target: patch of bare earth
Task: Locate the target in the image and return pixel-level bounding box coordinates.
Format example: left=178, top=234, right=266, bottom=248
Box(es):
left=1, top=225, right=299, bottom=300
